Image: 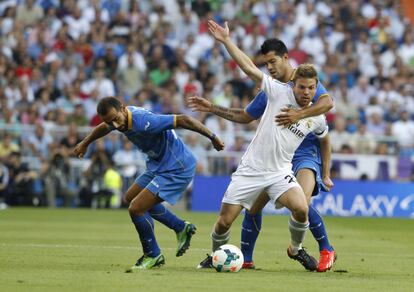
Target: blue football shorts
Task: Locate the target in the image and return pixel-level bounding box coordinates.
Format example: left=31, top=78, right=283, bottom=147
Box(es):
left=135, top=163, right=196, bottom=205
left=292, top=158, right=328, bottom=197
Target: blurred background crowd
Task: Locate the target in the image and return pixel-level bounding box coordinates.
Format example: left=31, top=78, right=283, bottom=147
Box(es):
left=0, top=0, right=414, bottom=208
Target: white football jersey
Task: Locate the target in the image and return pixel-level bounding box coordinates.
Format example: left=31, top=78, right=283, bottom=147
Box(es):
left=240, top=74, right=328, bottom=172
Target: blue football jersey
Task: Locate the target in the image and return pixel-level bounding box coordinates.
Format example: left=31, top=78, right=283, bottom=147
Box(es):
left=113, top=106, right=196, bottom=173
left=245, top=80, right=329, bottom=165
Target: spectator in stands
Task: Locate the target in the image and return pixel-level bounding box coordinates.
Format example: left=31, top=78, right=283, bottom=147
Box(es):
left=81, top=68, right=115, bottom=99
left=78, top=140, right=110, bottom=207
left=67, top=103, right=89, bottom=126
left=365, top=96, right=385, bottom=121
left=149, top=58, right=172, bottom=87
left=384, top=101, right=402, bottom=123
left=56, top=56, right=78, bottom=90
left=392, top=110, right=414, bottom=153
left=104, top=131, right=122, bottom=156
left=366, top=112, right=387, bottom=136
left=60, top=123, right=82, bottom=157
left=0, top=159, right=9, bottom=206
left=348, top=76, right=377, bottom=108
left=5, top=151, right=38, bottom=206
left=16, top=0, right=44, bottom=27
left=226, top=134, right=247, bottom=173
left=175, top=8, right=199, bottom=44
left=398, top=30, right=414, bottom=66
left=349, top=123, right=376, bottom=154
left=332, top=78, right=359, bottom=120
left=113, top=137, right=144, bottom=193
left=42, top=149, right=76, bottom=207
left=0, top=132, right=20, bottom=159
left=116, top=53, right=144, bottom=98
left=102, top=159, right=122, bottom=208
left=185, top=133, right=208, bottom=174
left=329, top=115, right=352, bottom=153
left=24, top=122, right=53, bottom=161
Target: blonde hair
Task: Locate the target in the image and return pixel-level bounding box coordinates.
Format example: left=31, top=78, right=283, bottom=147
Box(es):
left=292, top=64, right=318, bottom=83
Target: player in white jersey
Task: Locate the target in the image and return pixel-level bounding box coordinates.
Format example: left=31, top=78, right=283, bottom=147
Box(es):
left=197, top=20, right=330, bottom=271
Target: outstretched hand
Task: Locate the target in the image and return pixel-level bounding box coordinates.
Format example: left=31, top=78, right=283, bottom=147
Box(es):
left=73, top=141, right=88, bottom=159
left=187, top=96, right=212, bottom=113
left=275, top=107, right=303, bottom=126
left=322, top=176, right=334, bottom=191
left=211, top=135, right=225, bottom=151
left=208, top=20, right=230, bottom=43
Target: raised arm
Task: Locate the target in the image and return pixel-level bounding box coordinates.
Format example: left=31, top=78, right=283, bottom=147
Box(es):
left=208, top=20, right=263, bottom=85
left=175, top=115, right=225, bottom=151
left=319, top=133, right=334, bottom=191
left=276, top=93, right=334, bottom=126
left=73, top=123, right=111, bottom=158
left=187, top=96, right=254, bottom=124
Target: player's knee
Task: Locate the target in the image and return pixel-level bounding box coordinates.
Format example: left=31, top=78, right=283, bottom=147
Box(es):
left=304, top=193, right=312, bottom=206
left=248, top=206, right=261, bottom=215
left=128, top=203, right=145, bottom=216
left=123, top=194, right=131, bottom=204
left=292, top=204, right=308, bottom=223
left=216, top=216, right=232, bottom=233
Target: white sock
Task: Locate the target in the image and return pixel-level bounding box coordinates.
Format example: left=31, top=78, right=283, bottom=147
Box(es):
left=288, top=216, right=309, bottom=255
left=211, top=229, right=230, bottom=252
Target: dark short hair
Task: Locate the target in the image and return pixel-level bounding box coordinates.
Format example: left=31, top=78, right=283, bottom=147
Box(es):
left=292, top=64, right=318, bottom=83
left=260, top=38, right=288, bottom=56
left=10, top=151, right=21, bottom=157
left=97, top=97, right=122, bottom=115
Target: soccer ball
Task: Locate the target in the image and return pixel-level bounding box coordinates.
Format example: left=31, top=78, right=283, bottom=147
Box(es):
left=212, top=244, right=244, bottom=272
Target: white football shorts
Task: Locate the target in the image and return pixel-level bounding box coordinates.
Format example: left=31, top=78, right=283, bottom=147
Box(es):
left=222, top=164, right=301, bottom=210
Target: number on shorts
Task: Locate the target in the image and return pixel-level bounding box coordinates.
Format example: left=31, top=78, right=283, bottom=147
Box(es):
left=284, top=175, right=296, bottom=184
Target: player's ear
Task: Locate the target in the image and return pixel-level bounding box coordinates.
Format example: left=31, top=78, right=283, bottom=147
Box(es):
left=283, top=53, right=289, bottom=61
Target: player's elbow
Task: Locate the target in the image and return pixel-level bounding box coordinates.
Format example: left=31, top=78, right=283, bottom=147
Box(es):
left=319, top=136, right=331, bottom=151
left=239, top=117, right=254, bottom=124
left=324, top=96, right=334, bottom=111
left=175, top=114, right=192, bottom=128
left=244, top=68, right=262, bottom=84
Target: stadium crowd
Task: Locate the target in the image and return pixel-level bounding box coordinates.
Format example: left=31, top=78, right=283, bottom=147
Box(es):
left=0, top=0, right=413, bottom=207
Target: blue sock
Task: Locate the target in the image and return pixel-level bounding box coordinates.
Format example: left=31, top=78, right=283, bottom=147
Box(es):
left=149, top=203, right=185, bottom=233
left=308, top=205, right=333, bottom=251
left=240, top=211, right=262, bottom=262
left=131, top=213, right=161, bottom=257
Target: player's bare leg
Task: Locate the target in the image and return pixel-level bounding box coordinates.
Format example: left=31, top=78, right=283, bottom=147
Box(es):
left=295, top=169, right=316, bottom=205
left=297, top=169, right=336, bottom=272
left=197, top=203, right=243, bottom=269
left=213, top=203, right=243, bottom=249
left=123, top=183, right=142, bottom=204
left=277, top=187, right=317, bottom=271
left=249, top=192, right=270, bottom=215
left=124, top=183, right=196, bottom=258
left=127, top=188, right=165, bottom=271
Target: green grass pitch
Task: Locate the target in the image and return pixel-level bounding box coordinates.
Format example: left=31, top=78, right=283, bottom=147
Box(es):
left=1, top=208, right=413, bottom=291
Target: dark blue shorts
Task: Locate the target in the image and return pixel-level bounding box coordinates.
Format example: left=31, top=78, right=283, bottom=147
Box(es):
left=292, top=158, right=328, bottom=197
left=135, top=164, right=196, bottom=205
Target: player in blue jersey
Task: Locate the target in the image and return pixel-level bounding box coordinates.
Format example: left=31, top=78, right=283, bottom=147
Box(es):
left=191, top=35, right=336, bottom=272
left=74, top=97, right=224, bottom=271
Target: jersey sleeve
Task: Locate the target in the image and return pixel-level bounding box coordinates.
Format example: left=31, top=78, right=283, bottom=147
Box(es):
left=313, top=116, right=329, bottom=139
left=312, top=81, right=331, bottom=103
left=135, top=112, right=175, bottom=134
left=245, top=91, right=268, bottom=119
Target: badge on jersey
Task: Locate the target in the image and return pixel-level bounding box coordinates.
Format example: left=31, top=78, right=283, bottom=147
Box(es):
left=306, top=119, right=312, bottom=129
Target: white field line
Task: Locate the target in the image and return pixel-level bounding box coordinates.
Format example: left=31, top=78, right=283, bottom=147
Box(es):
left=0, top=243, right=412, bottom=259
left=0, top=242, right=208, bottom=252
